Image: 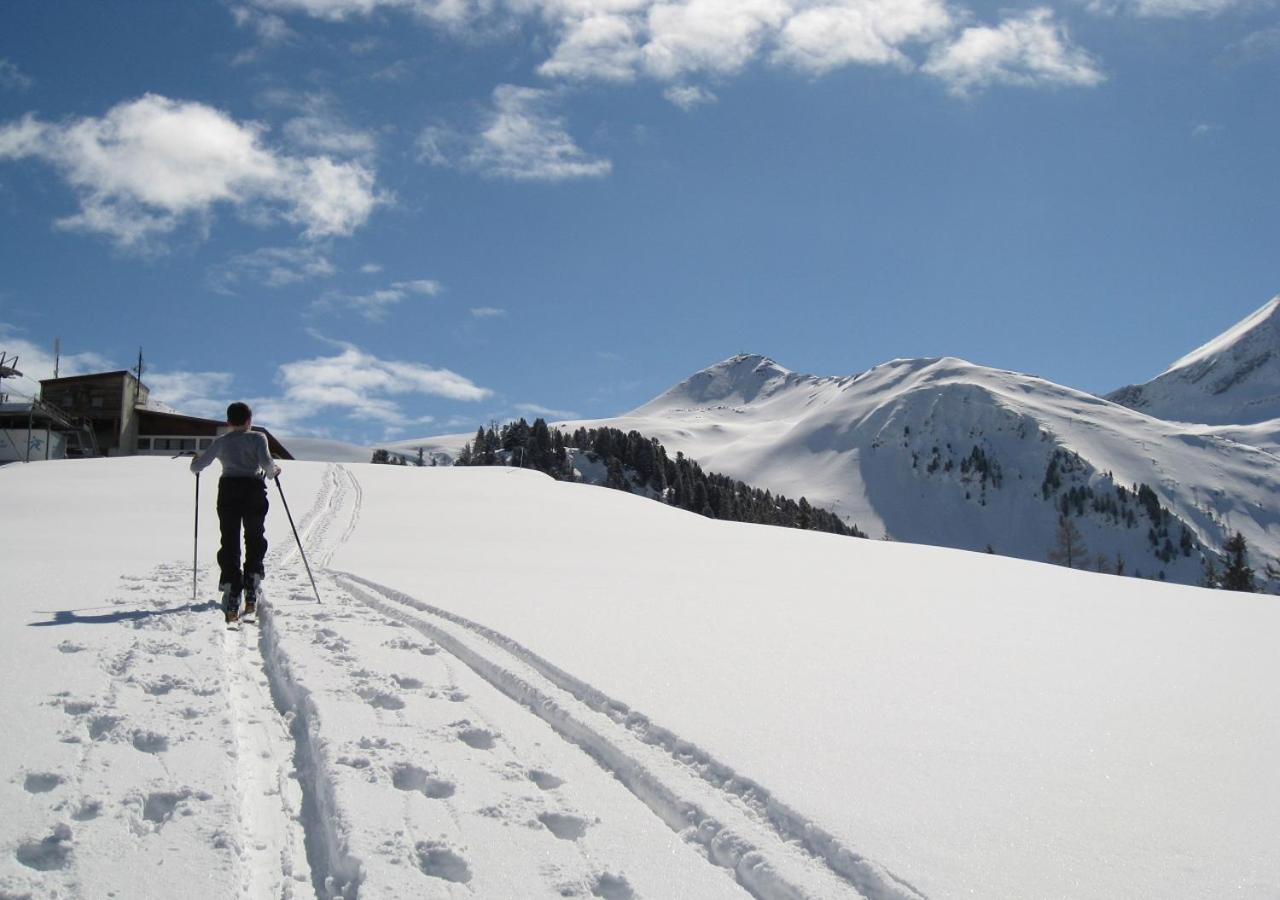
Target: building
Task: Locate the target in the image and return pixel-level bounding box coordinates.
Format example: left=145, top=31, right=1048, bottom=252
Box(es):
left=0, top=400, right=87, bottom=463
left=36, top=371, right=292, bottom=460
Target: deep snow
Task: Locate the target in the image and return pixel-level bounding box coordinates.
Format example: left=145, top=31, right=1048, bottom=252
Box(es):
left=3, top=457, right=1278, bottom=899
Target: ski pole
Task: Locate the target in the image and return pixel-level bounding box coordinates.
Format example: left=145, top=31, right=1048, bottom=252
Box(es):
left=275, top=475, right=322, bottom=604
left=193, top=471, right=200, bottom=604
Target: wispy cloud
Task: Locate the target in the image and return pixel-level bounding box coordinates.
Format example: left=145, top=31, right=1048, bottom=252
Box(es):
left=1086, top=0, right=1244, bottom=16
left=1227, top=26, right=1280, bottom=62
left=261, top=90, right=380, bottom=161
left=0, top=326, right=112, bottom=388
left=470, top=306, right=507, bottom=317
left=0, top=94, right=383, bottom=250
left=316, top=278, right=443, bottom=321
left=143, top=370, right=236, bottom=419
left=514, top=402, right=579, bottom=419
left=922, top=8, right=1104, bottom=96
left=1191, top=122, right=1221, bottom=138
left=663, top=84, right=718, bottom=110
left=0, top=58, right=32, bottom=92
left=208, top=245, right=336, bottom=292
left=420, top=85, right=612, bottom=181
left=251, top=337, right=493, bottom=431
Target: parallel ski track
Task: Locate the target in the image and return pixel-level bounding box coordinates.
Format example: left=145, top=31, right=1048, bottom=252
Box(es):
left=248, top=463, right=927, bottom=900
left=228, top=463, right=363, bottom=899
left=324, top=459, right=926, bottom=900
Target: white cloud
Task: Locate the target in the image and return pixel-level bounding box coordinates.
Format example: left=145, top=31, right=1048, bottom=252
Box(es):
left=248, top=0, right=1108, bottom=98
left=1086, top=0, right=1243, bottom=15
left=252, top=339, right=492, bottom=430
left=470, top=306, right=508, bottom=317
left=773, top=0, right=952, bottom=74
left=642, top=0, right=791, bottom=79
left=317, top=278, right=443, bottom=321
left=360, top=262, right=384, bottom=273
left=539, top=14, right=645, bottom=81
left=421, top=85, right=612, bottom=181
left=250, top=0, right=480, bottom=27
left=143, top=371, right=236, bottom=419
left=0, top=94, right=382, bottom=249
left=514, top=402, right=579, bottom=418
left=922, top=8, right=1104, bottom=96
left=1191, top=122, right=1220, bottom=137
left=0, top=58, right=33, bottom=92
left=262, top=90, right=380, bottom=160
left=1229, top=26, right=1280, bottom=60
left=663, top=84, right=717, bottom=108
left=208, top=245, right=337, bottom=292
left=0, top=328, right=113, bottom=391
left=232, top=5, right=297, bottom=43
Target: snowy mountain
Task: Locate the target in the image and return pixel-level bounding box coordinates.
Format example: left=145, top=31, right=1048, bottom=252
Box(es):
left=400, top=352, right=1280, bottom=589
left=4, top=458, right=1278, bottom=899
left=1107, top=296, right=1280, bottom=426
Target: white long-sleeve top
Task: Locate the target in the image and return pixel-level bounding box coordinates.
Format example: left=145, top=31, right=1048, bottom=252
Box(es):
left=190, top=429, right=281, bottom=480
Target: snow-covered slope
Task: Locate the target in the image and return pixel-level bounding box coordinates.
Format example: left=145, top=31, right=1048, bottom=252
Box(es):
left=405, top=353, right=1279, bottom=588
left=279, top=436, right=376, bottom=464
left=1108, top=296, right=1280, bottom=426
left=4, top=458, right=1278, bottom=900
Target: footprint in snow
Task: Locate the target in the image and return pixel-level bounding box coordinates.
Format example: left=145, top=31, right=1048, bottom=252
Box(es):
left=391, top=764, right=455, bottom=799
left=592, top=873, right=635, bottom=900
left=358, top=688, right=405, bottom=711
left=71, top=799, right=102, bottom=821
left=23, top=773, right=65, bottom=794
left=131, top=731, right=169, bottom=754
left=62, top=699, right=95, bottom=716
left=142, top=790, right=194, bottom=827
left=15, top=824, right=73, bottom=872
left=89, top=715, right=122, bottom=740
left=391, top=675, right=423, bottom=690
left=538, top=812, right=589, bottom=841
left=415, top=842, right=471, bottom=884
left=457, top=727, right=496, bottom=750
left=57, top=641, right=86, bottom=654
left=528, top=769, right=565, bottom=791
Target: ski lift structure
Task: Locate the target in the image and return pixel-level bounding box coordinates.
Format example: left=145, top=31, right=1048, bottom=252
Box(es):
left=0, top=349, right=99, bottom=464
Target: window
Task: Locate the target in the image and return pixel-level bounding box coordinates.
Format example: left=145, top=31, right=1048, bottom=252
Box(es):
left=137, top=438, right=152, bottom=450
left=198, top=438, right=213, bottom=449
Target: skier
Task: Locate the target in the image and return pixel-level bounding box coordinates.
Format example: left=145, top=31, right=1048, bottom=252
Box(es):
left=190, top=402, right=282, bottom=623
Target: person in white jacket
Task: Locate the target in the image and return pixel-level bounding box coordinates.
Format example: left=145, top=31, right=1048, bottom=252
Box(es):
left=191, top=402, right=282, bottom=623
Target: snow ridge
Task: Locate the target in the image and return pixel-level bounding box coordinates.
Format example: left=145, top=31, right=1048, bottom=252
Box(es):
left=336, top=570, right=926, bottom=900
left=1108, top=296, right=1280, bottom=425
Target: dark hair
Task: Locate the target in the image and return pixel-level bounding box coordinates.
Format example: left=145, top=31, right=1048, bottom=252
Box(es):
left=227, top=402, right=252, bottom=426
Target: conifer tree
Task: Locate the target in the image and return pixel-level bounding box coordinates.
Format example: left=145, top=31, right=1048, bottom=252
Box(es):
left=1221, top=532, right=1256, bottom=592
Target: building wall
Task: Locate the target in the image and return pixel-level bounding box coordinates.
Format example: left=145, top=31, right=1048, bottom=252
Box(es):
left=0, top=429, right=66, bottom=463
left=40, top=372, right=149, bottom=456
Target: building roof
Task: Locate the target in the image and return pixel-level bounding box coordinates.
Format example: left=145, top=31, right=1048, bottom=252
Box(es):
left=136, top=408, right=294, bottom=460
left=0, top=401, right=79, bottom=429
left=41, top=370, right=141, bottom=386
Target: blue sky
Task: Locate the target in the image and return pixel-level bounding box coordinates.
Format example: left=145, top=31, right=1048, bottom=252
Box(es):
left=0, top=0, right=1276, bottom=444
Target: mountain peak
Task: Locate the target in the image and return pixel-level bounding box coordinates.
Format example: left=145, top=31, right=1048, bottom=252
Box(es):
left=633, top=353, right=798, bottom=412
left=1162, top=295, right=1280, bottom=376
left=1107, top=295, right=1280, bottom=425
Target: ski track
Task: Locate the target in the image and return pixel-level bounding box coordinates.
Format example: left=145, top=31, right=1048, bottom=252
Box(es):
left=15, top=462, right=924, bottom=899
left=315, top=467, right=924, bottom=900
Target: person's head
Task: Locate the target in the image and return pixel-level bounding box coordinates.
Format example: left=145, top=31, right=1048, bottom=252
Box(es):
left=227, top=402, right=253, bottom=429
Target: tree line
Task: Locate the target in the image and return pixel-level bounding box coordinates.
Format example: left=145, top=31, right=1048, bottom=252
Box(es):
left=451, top=418, right=866, bottom=538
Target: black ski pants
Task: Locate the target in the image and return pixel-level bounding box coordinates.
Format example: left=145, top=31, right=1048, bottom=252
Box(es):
left=217, top=476, right=268, bottom=594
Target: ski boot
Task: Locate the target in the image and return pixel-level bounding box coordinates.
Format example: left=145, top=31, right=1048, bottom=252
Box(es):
left=243, top=573, right=261, bottom=619
left=221, top=583, right=241, bottom=624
